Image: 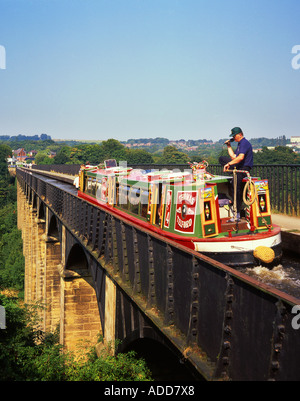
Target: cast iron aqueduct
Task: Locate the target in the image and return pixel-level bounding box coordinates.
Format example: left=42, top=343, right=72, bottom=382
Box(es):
left=16, top=167, right=300, bottom=381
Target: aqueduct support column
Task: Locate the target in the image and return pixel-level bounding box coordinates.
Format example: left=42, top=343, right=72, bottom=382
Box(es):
left=59, top=273, right=102, bottom=352
left=44, top=238, right=61, bottom=334
left=34, top=218, right=46, bottom=329
left=102, top=275, right=116, bottom=352
left=59, top=228, right=102, bottom=352
left=23, top=198, right=34, bottom=303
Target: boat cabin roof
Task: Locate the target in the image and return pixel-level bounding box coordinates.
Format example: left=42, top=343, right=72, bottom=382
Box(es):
left=84, top=164, right=233, bottom=187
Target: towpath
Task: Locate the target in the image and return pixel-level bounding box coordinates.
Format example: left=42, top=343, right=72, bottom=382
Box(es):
left=272, top=214, right=300, bottom=232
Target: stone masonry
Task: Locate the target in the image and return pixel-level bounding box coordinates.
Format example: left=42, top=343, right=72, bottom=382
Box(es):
left=17, top=182, right=102, bottom=353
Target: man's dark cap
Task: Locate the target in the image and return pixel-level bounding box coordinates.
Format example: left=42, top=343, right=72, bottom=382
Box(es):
left=230, top=127, right=243, bottom=137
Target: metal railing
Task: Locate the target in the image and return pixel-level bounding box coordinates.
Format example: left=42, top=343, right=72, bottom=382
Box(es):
left=210, top=164, right=300, bottom=216
left=130, top=164, right=300, bottom=216
left=17, top=167, right=300, bottom=381
left=31, top=163, right=300, bottom=216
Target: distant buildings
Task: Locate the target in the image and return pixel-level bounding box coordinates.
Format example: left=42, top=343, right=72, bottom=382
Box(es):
left=287, top=136, right=300, bottom=150
left=13, top=148, right=27, bottom=161
left=10, top=148, right=56, bottom=164
left=291, top=136, right=300, bottom=144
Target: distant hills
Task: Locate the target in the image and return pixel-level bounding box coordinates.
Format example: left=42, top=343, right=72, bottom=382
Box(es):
left=0, top=134, right=290, bottom=150
left=0, top=134, right=52, bottom=141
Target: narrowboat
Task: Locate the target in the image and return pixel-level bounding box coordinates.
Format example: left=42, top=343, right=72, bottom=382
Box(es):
left=75, top=159, right=282, bottom=268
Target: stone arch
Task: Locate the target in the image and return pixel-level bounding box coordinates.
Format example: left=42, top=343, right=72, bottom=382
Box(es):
left=38, top=201, right=45, bottom=220
left=123, top=338, right=202, bottom=381
left=65, top=243, right=88, bottom=271
left=28, top=188, right=33, bottom=204
left=48, top=215, right=59, bottom=239
left=62, top=242, right=102, bottom=352
left=44, top=221, right=62, bottom=334
left=32, top=193, right=37, bottom=211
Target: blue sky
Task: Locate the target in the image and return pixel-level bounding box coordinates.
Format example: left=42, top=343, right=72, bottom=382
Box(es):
left=0, top=0, right=299, bottom=142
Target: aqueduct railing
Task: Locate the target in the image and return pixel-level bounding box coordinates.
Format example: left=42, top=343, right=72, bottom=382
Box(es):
left=18, top=167, right=300, bottom=381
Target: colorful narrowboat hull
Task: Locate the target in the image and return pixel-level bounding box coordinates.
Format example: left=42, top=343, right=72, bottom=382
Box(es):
left=76, top=162, right=282, bottom=269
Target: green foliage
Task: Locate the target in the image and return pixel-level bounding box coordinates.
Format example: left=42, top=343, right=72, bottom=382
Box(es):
left=34, top=151, right=53, bottom=165
left=0, top=139, right=54, bottom=152
left=0, top=145, right=16, bottom=208
left=0, top=148, right=24, bottom=292
left=35, top=139, right=154, bottom=166
left=69, top=144, right=104, bottom=165
left=53, top=146, right=72, bottom=164
left=250, top=135, right=288, bottom=148
left=0, top=202, right=24, bottom=292
left=18, top=136, right=299, bottom=168
left=0, top=144, right=12, bottom=160
left=125, top=148, right=154, bottom=164
left=0, top=293, right=152, bottom=381
left=158, top=146, right=191, bottom=164
left=0, top=175, right=151, bottom=381
left=0, top=293, right=40, bottom=380
left=33, top=340, right=152, bottom=381
left=253, top=146, right=300, bottom=164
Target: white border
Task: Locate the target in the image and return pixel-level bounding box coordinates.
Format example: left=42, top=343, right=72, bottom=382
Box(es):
left=194, top=233, right=281, bottom=253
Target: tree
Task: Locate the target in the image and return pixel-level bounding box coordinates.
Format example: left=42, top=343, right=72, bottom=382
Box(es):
left=126, top=149, right=154, bottom=164
left=0, top=144, right=12, bottom=160
left=0, top=203, right=24, bottom=292
left=0, top=292, right=152, bottom=381
left=35, top=151, right=52, bottom=165
left=71, top=144, right=105, bottom=165
left=253, top=146, right=300, bottom=164
left=100, top=139, right=127, bottom=161
left=53, top=146, right=71, bottom=164
left=159, top=146, right=190, bottom=164
left=0, top=145, right=14, bottom=208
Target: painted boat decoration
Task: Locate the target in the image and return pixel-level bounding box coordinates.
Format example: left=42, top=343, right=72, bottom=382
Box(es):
left=75, top=159, right=282, bottom=268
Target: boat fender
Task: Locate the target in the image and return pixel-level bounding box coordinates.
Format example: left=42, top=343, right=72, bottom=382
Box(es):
left=253, top=246, right=275, bottom=264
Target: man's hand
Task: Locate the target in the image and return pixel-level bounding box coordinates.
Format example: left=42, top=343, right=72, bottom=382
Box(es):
left=224, top=163, right=230, bottom=172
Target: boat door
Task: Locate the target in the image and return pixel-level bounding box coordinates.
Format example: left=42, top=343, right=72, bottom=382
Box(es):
left=148, top=183, right=161, bottom=225
left=107, top=174, right=116, bottom=205
left=251, top=180, right=272, bottom=228
left=200, top=185, right=219, bottom=237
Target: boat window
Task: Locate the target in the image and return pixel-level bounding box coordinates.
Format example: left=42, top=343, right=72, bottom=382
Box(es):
left=105, top=159, right=117, bottom=168
left=155, top=184, right=162, bottom=225
left=140, top=190, right=149, bottom=218
left=115, top=183, right=120, bottom=205
left=258, top=194, right=268, bottom=213
left=86, top=177, right=93, bottom=195
left=204, top=201, right=212, bottom=221
left=96, top=180, right=102, bottom=200
left=84, top=175, right=88, bottom=192
left=119, top=185, right=129, bottom=210
left=107, top=176, right=116, bottom=205
left=129, top=187, right=140, bottom=215
left=91, top=178, right=97, bottom=196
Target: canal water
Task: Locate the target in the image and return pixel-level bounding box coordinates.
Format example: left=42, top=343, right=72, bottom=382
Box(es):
left=127, top=253, right=300, bottom=382
left=242, top=251, right=300, bottom=299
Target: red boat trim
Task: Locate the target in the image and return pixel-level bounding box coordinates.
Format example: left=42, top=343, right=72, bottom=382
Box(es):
left=78, top=191, right=280, bottom=247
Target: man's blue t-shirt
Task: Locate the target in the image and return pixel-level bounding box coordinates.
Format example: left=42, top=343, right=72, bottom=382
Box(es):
left=235, top=137, right=253, bottom=168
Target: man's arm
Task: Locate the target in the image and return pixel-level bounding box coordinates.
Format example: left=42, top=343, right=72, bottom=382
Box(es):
left=223, top=153, right=245, bottom=171
left=226, top=143, right=236, bottom=159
